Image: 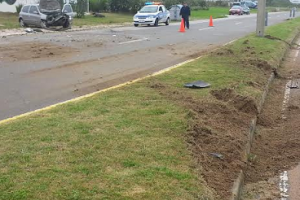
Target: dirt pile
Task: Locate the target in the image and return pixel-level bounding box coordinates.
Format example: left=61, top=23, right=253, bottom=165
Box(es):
left=149, top=82, right=255, bottom=199
left=211, top=88, right=258, bottom=115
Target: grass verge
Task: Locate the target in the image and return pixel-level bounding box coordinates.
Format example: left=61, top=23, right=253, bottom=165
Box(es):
left=191, top=7, right=230, bottom=20
left=0, top=12, right=132, bottom=30
left=1, top=18, right=300, bottom=200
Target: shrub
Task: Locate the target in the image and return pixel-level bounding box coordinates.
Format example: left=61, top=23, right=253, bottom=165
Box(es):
left=16, top=4, right=23, bottom=13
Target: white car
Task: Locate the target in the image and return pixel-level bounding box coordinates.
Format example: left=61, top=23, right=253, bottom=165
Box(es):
left=133, top=2, right=170, bottom=27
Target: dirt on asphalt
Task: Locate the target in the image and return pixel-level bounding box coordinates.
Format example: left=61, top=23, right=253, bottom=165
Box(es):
left=0, top=42, right=76, bottom=62
left=242, top=40, right=300, bottom=200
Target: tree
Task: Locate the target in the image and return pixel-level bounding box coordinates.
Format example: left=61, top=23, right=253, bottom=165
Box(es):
left=75, top=0, right=87, bottom=18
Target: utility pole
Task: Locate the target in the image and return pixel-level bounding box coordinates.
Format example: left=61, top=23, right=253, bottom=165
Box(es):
left=256, top=0, right=266, bottom=37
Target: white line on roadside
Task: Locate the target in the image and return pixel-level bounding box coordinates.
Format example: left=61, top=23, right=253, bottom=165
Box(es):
left=279, top=171, right=289, bottom=200
left=235, top=22, right=242, bottom=25
left=119, top=38, right=148, bottom=45
left=294, top=50, right=299, bottom=61
left=282, top=80, right=291, bottom=119
left=199, top=27, right=214, bottom=31
left=223, top=39, right=237, bottom=46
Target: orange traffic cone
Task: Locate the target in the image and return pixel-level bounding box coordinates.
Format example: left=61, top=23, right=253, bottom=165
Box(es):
left=209, top=16, right=214, bottom=27
left=179, top=18, right=185, bottom=32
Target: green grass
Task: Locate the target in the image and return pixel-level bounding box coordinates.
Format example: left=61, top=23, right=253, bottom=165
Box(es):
left=0, top=12, right=19, bottom=29
left=0, top=17, right=300, bottom=200
left=0, top=12, right=132, bottom=29
left=73, top=13, right=132, bottom=27
left=191, top=7, right=229, bottom=20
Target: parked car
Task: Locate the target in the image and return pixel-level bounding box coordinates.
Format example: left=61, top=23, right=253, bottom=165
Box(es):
left=19, top=0, right=74, bottom=29
left=229, top=6, right=243, bottom=15
left=133, top=2, right=170, bottom=27
left=232, top=2, right=241, bottom=6
left=241, top=1, right=257, bottom=9
left=242, top=5, right=250, bottom=15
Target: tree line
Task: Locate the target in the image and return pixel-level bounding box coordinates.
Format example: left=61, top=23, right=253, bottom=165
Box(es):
left=90, top=0, right=210, bottom=13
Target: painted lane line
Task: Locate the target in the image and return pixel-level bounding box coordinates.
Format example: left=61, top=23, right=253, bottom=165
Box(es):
left=223, top=39, right=237, bottom=46
left=235, top=22, right=242, bottom=25
left=0, top=55, right=203, bottom=125
left=293, top=49, right=300, bottom=61
left=199, top=27, right=214, bottom=31
left=119, top=38, right=148, bottom=45
left=279, top=171, right=289, bottom=200
left=282, top=80, right=291, bottom=119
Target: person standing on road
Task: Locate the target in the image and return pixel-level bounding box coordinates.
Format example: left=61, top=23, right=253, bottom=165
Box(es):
left=180, top=2, right=191, bottom=29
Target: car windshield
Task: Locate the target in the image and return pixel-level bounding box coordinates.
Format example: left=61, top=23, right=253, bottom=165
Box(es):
left=232, top=6, right=241, bottom=9
left=139, top=6, right=158, bottom=13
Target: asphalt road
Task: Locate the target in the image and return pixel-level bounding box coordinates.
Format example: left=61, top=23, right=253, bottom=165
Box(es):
left=0, top=12, right=295, bottom=120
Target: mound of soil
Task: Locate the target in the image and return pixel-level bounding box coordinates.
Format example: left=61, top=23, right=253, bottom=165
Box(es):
left=149, top=82, right=255, bottom=199
left=247, top=59, right=273, bottom=72
left=211, top=89, right=258, bottom=115
left=214, top=48, right=234, bottom=56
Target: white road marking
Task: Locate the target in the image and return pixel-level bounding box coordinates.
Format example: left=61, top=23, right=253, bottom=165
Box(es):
left=294, top=49, right=299, bottom=61
left=223, top=39, right=237, bottom=46
left=279, top=171, right=289, bottom=200
left=235, top=22, right=242, bottom=25
left=282, top=80, right=291, bottom=119
left=199, top=27, right=214, bottom=31
left=119, top=38, right=148, bottom=45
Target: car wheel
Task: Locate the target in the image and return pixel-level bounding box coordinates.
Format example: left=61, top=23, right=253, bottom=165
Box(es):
left=40, top=20, right=48, bottom=29
left=134, top=24, right=139, bottom=27
left=19, top=18, right=27, bottom=27
left=165, top=18, right=170, bottom=26
left=63, top=20, right=70, bottom=29
left=154, top=18, right=158, bottom=27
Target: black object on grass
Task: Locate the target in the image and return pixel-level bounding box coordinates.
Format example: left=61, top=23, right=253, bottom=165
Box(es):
left=184, top=81, right=211, bottom=89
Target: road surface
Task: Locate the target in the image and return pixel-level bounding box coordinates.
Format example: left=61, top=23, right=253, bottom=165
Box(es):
left=0, top=12, right=294, bottom=120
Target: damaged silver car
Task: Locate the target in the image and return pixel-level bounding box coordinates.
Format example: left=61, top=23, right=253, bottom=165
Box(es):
left=19, top=0, right=74, bottom=29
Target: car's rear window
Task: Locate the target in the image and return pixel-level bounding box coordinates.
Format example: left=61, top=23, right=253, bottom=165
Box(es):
left=22, top=5, right=30, bottom=13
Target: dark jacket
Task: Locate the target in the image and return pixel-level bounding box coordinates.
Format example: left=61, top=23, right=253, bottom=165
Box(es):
left=180, top=5, right=191, bottom=17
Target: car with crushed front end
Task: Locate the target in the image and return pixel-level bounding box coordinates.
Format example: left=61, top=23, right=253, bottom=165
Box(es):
left=19, top=0, right=74, bottom=29
left=133, top=2, right=170, bottom=27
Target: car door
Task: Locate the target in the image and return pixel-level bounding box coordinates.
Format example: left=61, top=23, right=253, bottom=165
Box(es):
left=21, top=5, right=30, bottom=24
left=158, top=6, right=164, bottom=22
left=28, top=5, right=41, bottom=26
left=162, top=6, right=168, bottom=21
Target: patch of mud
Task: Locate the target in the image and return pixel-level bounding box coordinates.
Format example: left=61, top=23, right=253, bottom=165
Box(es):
left=211, top=89, right=258, bottom=115
left=247, top=59, right=273, bottom=72
left=149, top=81, right=254, bottom=199
left=0, top=42, right=75, bottom=62
left=243, top=40, right=249, bottom=45
left=242, top=178, right=280, bottom=200
left=214, top=48, right=234, bottom=56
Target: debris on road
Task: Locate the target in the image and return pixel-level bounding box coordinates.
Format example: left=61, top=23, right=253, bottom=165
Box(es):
left=25, top=28, right=34, bottom=33
left=184, top=80, right=211, bottom=89
left=210, top=153, right=224, bottom=160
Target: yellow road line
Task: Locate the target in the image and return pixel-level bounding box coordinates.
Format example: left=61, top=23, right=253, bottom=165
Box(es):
left=0, top=56, right=202, bottom=126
